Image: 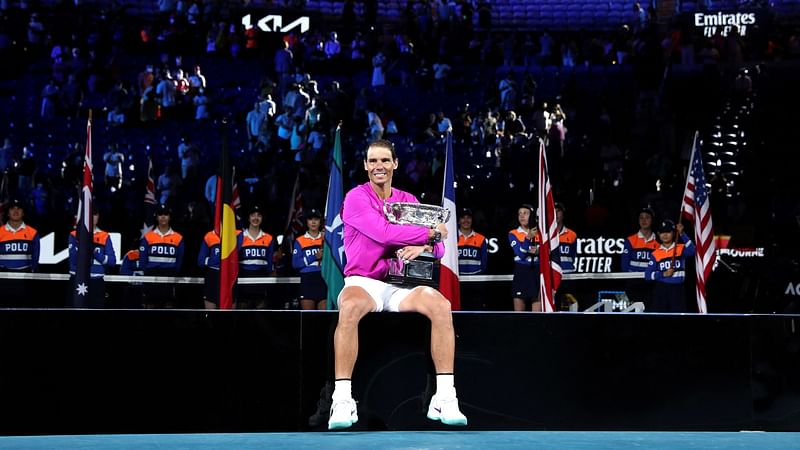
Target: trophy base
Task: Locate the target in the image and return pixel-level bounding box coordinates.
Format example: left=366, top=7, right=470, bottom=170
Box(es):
left=386, top=253, right=440, bottom=289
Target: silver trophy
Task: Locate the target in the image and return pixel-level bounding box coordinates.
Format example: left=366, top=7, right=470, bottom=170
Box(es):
left=383, top=202, right=450, bottom=288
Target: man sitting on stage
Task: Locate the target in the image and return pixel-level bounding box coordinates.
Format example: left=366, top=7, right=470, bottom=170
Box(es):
left=328, top=139, right=468, bottom=430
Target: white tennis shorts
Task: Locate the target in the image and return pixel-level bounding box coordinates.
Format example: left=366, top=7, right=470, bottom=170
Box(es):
left=339, top=276, right=414, bottom=312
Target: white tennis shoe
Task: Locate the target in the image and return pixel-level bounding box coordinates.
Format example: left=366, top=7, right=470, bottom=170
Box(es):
left=328, top=398, right=358, bottom=430
left=427, top=394, right=468, bottom=426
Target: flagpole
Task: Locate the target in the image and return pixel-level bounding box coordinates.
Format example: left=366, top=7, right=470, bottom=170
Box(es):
left=673, top=131, right=699, bottom=264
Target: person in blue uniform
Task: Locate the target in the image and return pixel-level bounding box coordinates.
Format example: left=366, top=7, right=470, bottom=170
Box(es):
left=509, top=204, right=540, bottom=311
left=0, top=199, right=40, bottom=307
left=140, top=204, right=184, bottom=308
left=238, top=205, right=276, bottom=309
left=621, top=207, right=659, bottom=306
left=293, top=208, right=327, bottom=310
left=457, top=208, right=488, bottom=275
left=645, top=219, right=695, bottom=313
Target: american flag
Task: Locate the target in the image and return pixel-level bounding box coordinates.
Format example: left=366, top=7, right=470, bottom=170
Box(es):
left=681, top=132, right=715, bottom=314
left=537, top=140, right=561, bottom=312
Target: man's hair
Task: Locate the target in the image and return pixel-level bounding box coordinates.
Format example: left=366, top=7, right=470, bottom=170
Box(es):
left=365, top=139, right=397, bottom=160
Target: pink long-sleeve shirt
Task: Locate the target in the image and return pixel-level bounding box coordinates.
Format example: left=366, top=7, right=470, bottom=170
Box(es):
left=342, top=182, right=444, bottom=280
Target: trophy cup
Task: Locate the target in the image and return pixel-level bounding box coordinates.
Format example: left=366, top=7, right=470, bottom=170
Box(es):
left=383, top=202, right=451, bottom=288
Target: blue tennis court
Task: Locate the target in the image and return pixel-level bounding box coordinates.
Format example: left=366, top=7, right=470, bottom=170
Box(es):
left=1, top=431, right=797, bottom=450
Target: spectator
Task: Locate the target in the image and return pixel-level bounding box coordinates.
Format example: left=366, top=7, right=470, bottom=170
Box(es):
left=549, top=102, right=568, bottom=155
left=307, top=122, right=326, bottom=157
left=531, top=100, right=551, bottom=141
left=188, top=65, right=206, bottom=92
left=193, top=88, right=210, bottom=120
left=156, top=165, right=181, bottom=205
left=137, top=65, right=155, bottom=96
left=367, top=109, right=384, bottom=143
left=432, top=58, right=451, bottom=93
left=324, top=32, right=341, bottom=60
left=140, top=83, right=158, bottom=123
left=177, top=136, right=199, bottom=180
left=108, top=105, right=126, bottom=127
left=437, top=110, right=453, bottom=137
left=174, top=68, right=190, bottom=98
left=290, top=115, right=308, bottom=161
left=498, top=73, right=517, bottom=111
left=274, top=40, right=294, bottom=90
left=275, top=106, right=294, bottom=152
left=103, top=144, right=125, bottom=189
left=41, top=79, right=59, bottom=120
left=259, top=92, right=277, bottom=119
left=371, top=51, right=387, bottom=89
left=246, top=102, right=266, bottom=151
left=156, top=70, right=177, bottom=119
left=61, top=74, right=83, bottom=118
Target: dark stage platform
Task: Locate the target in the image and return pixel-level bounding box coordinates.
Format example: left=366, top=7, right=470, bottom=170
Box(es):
left=0, top=309, right=798, bottom=435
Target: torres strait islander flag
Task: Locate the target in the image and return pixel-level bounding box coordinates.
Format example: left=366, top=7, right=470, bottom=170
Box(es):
left=439, top=132, right=461, bottom=310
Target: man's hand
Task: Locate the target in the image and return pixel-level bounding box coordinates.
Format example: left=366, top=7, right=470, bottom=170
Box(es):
left=316, top=248, right=323, bottom=260
left=676, top=223, right=684, bottom=236
left=397, top=245, right=429, bottom=262
left=663, top=268, right=674, bottom=278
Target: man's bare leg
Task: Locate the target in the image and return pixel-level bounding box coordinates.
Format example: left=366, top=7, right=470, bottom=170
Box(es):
left=399, top=286, right=467, bottom=426
left=399, top=286, right=455, bottom=373
left=333, top=286, right=375, bottom=379
left=328, top=286, right=374, bottom=430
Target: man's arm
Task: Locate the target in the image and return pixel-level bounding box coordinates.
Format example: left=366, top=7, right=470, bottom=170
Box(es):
left=343, top=189, right=429, bottom=246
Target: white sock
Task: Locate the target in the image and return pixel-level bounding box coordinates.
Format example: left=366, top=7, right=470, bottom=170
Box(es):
left=435, top=374, right=456, bottom=398
left=332, top=379, right=352, bottom=401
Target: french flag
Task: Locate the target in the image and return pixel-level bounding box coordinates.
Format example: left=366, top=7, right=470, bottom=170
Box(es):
left=440, top=133, right=461, bottom=311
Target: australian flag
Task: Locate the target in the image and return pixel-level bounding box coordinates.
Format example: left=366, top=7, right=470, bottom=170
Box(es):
left=73, top=116, right=94, bottom=307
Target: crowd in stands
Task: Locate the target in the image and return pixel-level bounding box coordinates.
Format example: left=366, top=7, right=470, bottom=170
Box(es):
left=0, top=0, right=797, bottom=288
